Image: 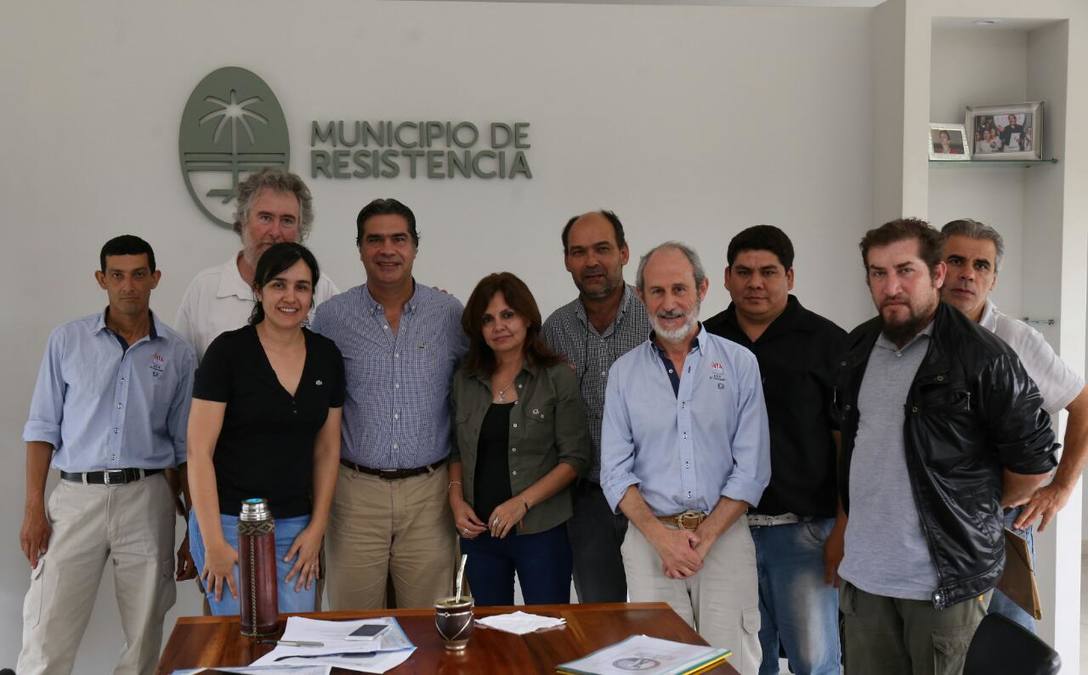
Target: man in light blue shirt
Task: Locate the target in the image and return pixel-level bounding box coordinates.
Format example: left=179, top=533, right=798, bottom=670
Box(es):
left=18, top=235, right=196, bottom=675
left=601, top=241, right=771, bottom=675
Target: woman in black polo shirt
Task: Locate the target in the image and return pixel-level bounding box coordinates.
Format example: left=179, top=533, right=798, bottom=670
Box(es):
left=186, top=242, right=344, bottom=614
left=449, top=272, right=590, bottom=605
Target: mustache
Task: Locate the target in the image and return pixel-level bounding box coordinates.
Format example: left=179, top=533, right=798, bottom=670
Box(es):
left=656, top=309, right=688, bottom=320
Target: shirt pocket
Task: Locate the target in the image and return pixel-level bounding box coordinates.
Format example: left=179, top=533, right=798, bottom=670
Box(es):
left=521, top=404, right=554, bottom=449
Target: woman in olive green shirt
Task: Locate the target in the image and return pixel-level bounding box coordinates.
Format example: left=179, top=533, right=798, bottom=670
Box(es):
left=449, top=272, right=590, bottom=605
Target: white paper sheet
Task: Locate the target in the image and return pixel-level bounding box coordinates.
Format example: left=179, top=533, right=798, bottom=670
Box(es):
left=476, top=610, right=567, bottom=635
left=171, top=667, right=331, bottom=675
left=249, top=617, right=416, bottom=674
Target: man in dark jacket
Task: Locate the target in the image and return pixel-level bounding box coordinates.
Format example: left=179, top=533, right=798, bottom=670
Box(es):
left=834, top=218, right=1056, bottom=674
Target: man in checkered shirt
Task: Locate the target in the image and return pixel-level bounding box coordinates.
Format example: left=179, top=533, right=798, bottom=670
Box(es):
left=543, top=210, right=650, bottom=603
left=313, top=198, right=467, bottom=610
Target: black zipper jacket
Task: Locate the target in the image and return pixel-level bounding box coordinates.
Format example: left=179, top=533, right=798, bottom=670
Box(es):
left=834, top=302, right=1057, bottom=609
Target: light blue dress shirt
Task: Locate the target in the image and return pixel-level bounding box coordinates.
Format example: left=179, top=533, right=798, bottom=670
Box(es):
left=312, top=282, right=468, bottom=469
left=23, top=311, right=196, bottom=471
left=600, top=326, right=771, bottom=516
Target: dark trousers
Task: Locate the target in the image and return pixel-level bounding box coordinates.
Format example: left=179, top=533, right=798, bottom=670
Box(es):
left=567, top=480, right=629, bottom=603
left=461, top=523, right=572, bottom=606
left=840, top=581, right=988, bottom=675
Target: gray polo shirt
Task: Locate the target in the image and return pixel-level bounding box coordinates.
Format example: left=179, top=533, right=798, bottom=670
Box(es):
left=839, top=323, right=940, bottom=601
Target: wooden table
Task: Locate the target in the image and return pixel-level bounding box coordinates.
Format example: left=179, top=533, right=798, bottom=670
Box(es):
left=158, top=602, right=739, bottom=674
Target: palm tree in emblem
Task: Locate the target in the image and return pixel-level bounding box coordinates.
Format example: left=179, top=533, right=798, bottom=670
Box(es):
left=199, top=89, right=269, bottom=203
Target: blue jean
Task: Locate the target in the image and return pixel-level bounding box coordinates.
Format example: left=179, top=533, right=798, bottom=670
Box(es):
left=188, top=511, right=317, bottom=615
left=750, top=518, right=841, bottom=675
left=987, top=507, right=1037, bottom=632
left=461, top=523, right=572, bottom=606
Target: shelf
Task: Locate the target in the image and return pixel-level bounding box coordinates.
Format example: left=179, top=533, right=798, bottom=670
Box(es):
left=929, top=159, right=1058, bottom=168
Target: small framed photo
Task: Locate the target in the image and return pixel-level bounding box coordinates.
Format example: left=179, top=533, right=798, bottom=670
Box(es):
left=929, top=123, right=970, bottom=161
left=966, top=102, right=1043, bottom=160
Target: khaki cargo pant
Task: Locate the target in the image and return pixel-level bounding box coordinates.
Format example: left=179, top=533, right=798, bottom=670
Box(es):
left=840, top=581, right=989, bottom=675
left=18, top=474, right=176, bottom=675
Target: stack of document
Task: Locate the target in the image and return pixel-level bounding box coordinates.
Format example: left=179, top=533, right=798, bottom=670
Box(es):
left=557, top=635, right=731, bottom=675
left=476, top=611, right=567, bottom=635
left=172, top=667, right=331, bottom=674
left=249, top=616, right=416, bottom=673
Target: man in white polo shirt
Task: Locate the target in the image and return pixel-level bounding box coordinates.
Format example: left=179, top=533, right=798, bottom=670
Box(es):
left=175, top=168, right=338, bottom=359
left=941, top=218, right=1088, bottom=632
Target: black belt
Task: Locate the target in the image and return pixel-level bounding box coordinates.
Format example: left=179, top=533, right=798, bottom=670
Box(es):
left=60, top=468, right=164, bottom=485
left=339, top=458, right=444, bottom=480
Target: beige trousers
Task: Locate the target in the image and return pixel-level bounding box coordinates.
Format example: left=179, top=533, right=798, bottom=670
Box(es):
left=622, top=516, right=762, bottom=675
left=18, top=474, right=176, bottom=675
left=325, top=463, right=456, bottom=609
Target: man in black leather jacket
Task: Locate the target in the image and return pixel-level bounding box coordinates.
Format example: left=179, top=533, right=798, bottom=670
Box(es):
left=832, top=218, right=1056, bottom=674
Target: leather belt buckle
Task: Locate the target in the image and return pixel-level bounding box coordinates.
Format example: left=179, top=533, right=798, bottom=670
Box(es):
left=102, top=470, right=124, bottom=485
left=674, top=510, right=706, bottom=531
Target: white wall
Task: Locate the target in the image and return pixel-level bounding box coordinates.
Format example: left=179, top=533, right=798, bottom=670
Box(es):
left=0, top=1, right=877, bottom=670
left=928, top=26, right=1028, bottom=319
left=886, top=0, right=1086, bottom=667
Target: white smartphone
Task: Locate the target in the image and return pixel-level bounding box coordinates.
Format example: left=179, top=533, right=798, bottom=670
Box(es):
left=345, top=623, right=390, bottom=641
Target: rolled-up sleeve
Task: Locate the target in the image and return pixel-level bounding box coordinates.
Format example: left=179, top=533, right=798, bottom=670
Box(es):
left=23, top=327, right=66, bottom=448
left=983, top=352, right=1057, bottom=475
left=551, top=365, right=590, bottom=478
left=721, top=353, right=771, bottom=507
left=600, top=362, right=640, bottom=514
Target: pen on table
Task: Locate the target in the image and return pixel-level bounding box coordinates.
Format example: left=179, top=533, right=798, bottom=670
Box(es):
left=257, top=639, right=324, bottom=647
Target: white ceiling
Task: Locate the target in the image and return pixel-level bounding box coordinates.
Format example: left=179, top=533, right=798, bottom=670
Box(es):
left=391, top=0, right=885, bottom=7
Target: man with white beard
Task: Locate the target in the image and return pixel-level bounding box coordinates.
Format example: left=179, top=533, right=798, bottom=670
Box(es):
left=600, top=241, right=771, bottom=675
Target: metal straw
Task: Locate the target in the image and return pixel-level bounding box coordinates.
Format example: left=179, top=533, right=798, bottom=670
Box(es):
left=454, top=553, right=468, bottom=600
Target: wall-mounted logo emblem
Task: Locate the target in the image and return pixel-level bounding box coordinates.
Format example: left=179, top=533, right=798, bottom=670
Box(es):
left=179, top=67, right=290, bottom=229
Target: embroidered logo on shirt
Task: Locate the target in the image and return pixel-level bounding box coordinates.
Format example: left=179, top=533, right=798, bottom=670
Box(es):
left=150, top=353, right=167, bottom=378
left=709, top=361, right=726, bottom=382
left=315, top=379, right=324, bottom=386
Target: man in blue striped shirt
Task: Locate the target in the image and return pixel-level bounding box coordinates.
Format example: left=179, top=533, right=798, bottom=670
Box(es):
left=313, top=199, right=467, bottom=610
left=601, top=241, right=771, bottom=675
left=18, top=235, right=196, bottom=675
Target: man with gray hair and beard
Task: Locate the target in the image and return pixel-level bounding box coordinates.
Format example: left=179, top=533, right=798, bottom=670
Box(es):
left=176, top=167, right=339, bottom=360
left=600, top=241, right=771, bottom=675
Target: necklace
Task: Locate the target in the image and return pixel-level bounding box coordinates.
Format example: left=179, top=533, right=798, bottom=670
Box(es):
left=495, top=378, right=518, bottom=402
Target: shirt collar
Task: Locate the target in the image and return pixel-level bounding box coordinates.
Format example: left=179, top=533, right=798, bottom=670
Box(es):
left=721, top=294, right=802, bottom=337
left=217, top=252, right=255, bottom=300
left=574, top=284, right=635, bottom=332
left=363, top=279, right=419, bottom=315
left=94, top=308, right=161, bottom=341
left=469, top=359, right=541, bottom=385
left=874, top=318, right=934, bottom=353
left=978, top=299, right=998, bottom=332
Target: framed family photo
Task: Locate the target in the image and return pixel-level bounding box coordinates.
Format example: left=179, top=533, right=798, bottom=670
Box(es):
left=929, top=123, right=970, bottom=160
left=966, top=101, right=1043, bottom=160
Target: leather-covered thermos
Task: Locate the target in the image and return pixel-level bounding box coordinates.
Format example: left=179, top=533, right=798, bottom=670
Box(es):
left=238, top=498, right=278, bottom=636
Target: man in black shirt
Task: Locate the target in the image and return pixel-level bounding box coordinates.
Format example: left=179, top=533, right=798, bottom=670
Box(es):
left=1000, top=114, right=1025, bottom=149
left=704, top=226, right=845, bottom=675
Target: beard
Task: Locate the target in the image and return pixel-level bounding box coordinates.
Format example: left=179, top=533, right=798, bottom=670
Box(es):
left=878, top=297, right=937, bottom=346
left=651, top=301, right=701, bottom=343
left=576, top=269, right=620, bottom=300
